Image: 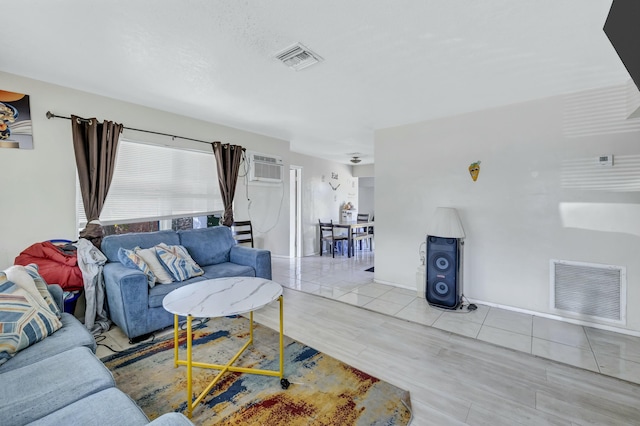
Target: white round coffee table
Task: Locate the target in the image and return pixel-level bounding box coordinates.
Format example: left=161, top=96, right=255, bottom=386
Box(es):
left=162, top=276, right=286, bottom=418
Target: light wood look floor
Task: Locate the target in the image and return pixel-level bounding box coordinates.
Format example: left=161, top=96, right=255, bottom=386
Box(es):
left=271, top=253, right=640, bottom=386
left=97, top=250, right=640, bottom=425
left=100, top=286, right=640, bottom=425
left=253, top=288, right=640, bottom=425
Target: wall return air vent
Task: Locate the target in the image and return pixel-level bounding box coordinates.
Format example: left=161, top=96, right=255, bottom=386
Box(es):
left=550, top=259, right=626, bottom=325
left=275, top=43, right=323, bottom=71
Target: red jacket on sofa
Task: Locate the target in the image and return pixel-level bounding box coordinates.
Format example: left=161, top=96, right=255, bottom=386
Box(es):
left=14, top=241, right=84, bottom=291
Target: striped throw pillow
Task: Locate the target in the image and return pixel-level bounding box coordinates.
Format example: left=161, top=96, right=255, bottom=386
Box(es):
left=117, top=247, right=157, bottom=288
left=155, top=243, right=204, bottom=282
left=3, top=265, right=57, bottom=318
left=0, top=272, right=63, bottom=366
left=23, top=264, right=62, bottom=318
left=134, top=247, right=174, bottom=284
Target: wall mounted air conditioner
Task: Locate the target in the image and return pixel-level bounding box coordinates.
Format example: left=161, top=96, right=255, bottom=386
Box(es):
left=248, top=151, right=284, bottom=183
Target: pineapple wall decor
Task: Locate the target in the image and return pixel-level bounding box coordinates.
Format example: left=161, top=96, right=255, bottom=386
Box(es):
left=468, top=161, right=481, bottom=182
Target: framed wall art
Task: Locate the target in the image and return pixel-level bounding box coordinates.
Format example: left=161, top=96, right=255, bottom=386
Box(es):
left=0, top=90, right=33, bottom=149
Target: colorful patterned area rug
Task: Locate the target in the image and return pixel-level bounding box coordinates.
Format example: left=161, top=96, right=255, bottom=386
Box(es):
left=102, top=316, right=412, bottom=425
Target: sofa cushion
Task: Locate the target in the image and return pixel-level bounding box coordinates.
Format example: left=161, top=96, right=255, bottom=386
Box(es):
left=147, top=263, right=255, bottom=308
left=202, top=262, right=256, bottom=279
left=27, top=388, right=150, bottom=426
left=134, top=246, right=174, bottom=284
left=102, top=230, right=180, bottom=263
left=46, top=283, right=64, bottom=313
left=0, top=273, right=62, bottom=366
left=155, top=243, right=204, bottom=282
left=147, top=276, right=209, bottom=308
left=0, top=346, right=115, bottom=424
left=0, top=312, right=96, bottom=373
left=118, top=247, right=157, bottom=288
left=178, top=226, right=236, bottom=266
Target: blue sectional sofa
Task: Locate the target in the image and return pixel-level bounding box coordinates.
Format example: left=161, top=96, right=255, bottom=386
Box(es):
left=101, top=226, right=272, bottom=340
left=0, top=283, right=192, bottom=426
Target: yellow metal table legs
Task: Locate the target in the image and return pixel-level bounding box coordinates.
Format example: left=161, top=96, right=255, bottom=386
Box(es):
left=172, top=296, right=286, bottom=419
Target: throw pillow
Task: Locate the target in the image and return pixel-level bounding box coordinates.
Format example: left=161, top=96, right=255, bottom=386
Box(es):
left=155, top=243, right=204, bottom=282
left=0, top=272, right=63, bottom=366
left=117, top=247, right=156, bottom=288
left=3, top=265, right=58, bottom=317
left=23, top=264, right=62, bottom=318
left=134, top=247, right=174, bottom=284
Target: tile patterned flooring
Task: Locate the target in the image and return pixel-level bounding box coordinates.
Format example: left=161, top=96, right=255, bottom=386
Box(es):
left=271, top=253, right=640, bottom=385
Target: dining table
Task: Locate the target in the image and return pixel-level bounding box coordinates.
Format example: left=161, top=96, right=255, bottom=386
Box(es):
left=333, top=220, right=374, bottom=258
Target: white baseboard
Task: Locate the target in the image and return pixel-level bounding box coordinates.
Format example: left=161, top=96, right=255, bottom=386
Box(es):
left=467, top=297, right=640, bottom=338
left=373, top=278, right=415, bottom=292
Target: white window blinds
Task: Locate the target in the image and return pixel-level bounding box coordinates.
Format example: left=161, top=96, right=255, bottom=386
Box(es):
left=77, top=139, right=222, bottom=227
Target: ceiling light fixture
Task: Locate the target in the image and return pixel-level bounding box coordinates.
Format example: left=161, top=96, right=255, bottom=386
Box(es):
left=350, top=156, right=361, bottom=164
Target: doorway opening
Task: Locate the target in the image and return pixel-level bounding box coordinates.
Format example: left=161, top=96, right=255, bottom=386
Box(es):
left=289, top=166, right=302, bottom=258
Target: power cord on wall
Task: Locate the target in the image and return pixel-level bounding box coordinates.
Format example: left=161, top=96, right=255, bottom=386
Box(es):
left=242, top=151, right=285, bottom=234
left=241, top=151, right=250, bottom=203
left=239, top=151, right=249, bottom=179
left=247, top=182, right=285, bottom=234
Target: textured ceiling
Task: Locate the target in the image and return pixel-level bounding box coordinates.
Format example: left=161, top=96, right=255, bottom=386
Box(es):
left=0, top=1, right=629, bottom=164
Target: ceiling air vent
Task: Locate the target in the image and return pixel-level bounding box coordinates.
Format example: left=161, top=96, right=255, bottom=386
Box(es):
left=275, top=43, right=323, bottom=71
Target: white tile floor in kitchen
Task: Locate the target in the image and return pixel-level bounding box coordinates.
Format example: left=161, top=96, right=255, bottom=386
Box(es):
left=271, top=252, right=640, bottom=385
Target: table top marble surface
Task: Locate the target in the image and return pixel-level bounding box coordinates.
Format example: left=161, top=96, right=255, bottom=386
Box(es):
left=162, top=276, right=282, bottom=318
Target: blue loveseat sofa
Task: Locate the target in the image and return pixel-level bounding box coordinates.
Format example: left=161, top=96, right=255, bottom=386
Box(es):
left=101, top=226, right=272, bottom=340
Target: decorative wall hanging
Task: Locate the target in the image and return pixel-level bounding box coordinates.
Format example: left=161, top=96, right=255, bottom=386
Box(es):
left=0, top=90, right=32, bottom=149
left=468, top=161, right=481, bottom=181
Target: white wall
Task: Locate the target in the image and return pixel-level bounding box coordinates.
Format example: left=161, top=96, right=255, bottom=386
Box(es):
left=375, top=83, right=640, bottom=333
left=352, top=163, right=374, bottom=177
left=233, top=169, right=290, bottom=255
left=358, top=177, right=375, bottom=219
left=0, top=71, right=290, bottom=267
left=290, top=152, right=357, bottom=256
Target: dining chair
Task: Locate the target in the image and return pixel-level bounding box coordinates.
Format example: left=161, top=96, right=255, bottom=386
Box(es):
left=318, top=220, right=348, bottom=257
left=353, top=213, right=372, bottom=252
left=231, top=220, right=254, bottom=247
left=357, top=213, right=370, bottom=222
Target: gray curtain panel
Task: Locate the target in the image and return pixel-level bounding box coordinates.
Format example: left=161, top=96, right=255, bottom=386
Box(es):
left=71, top=115, right=122, bottom=247
left=212, top=141, right=244, bottom=227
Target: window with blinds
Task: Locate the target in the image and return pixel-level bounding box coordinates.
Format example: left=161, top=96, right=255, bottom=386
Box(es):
left=76, top=139, right=223, bottom=228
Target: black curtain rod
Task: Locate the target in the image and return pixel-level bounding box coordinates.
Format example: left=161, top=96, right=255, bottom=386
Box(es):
left=45, top=111, right=214, bottom=145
